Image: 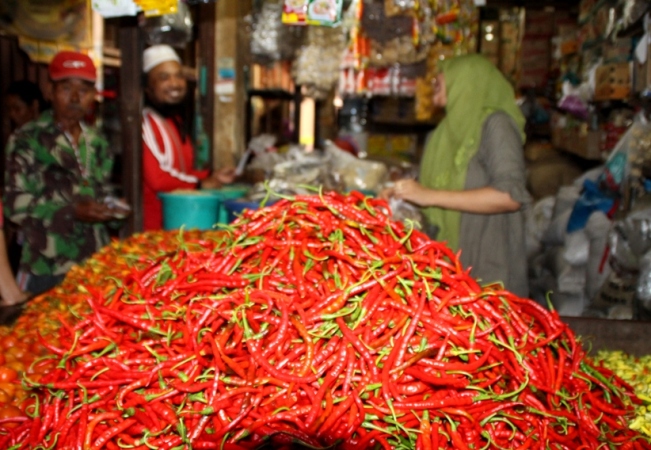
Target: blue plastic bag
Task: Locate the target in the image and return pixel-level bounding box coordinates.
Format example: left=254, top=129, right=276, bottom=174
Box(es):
left=567, top=179, right=616, bottom=233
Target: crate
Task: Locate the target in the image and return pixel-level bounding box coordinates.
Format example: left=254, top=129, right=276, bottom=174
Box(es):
left=594, top=62, right=631, bottom=101
left=563, top=316, right=651, bottom=357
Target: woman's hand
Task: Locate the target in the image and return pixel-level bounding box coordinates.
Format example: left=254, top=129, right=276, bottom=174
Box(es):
left=392, top=179, right=430, bottom=206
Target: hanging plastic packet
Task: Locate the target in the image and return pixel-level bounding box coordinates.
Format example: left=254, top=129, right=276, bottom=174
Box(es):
left=307, top=0, right=344, bottom=26
left=283, top=0, right=309, bottom=25
left=92, top=0, right=139, bottom=18
left=284, top=0, right=343, bottom=26
left=133, top=0, right=178, bottom=17
left=142, top=0, right=193, bottom=47
left=385, top=0, right=417, bottom=17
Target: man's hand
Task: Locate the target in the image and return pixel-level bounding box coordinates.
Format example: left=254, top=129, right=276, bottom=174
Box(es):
left=200, top=167, right=237, bottom=190
left=74, top=200, right=118, bottom=223
left=215, top=167, right=237, bottom=185
left=104, top=197, right=132, bottom=219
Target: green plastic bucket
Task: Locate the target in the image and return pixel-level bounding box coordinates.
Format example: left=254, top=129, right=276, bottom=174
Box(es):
left=204, top=184, right=249, bottom=225
left=159, top=191, right=221, bottom=231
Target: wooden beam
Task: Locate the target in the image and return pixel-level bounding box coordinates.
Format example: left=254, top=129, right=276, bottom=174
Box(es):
left=197, top=1, right=216, bottom=166
left=118, top=17, right=143, bottom=234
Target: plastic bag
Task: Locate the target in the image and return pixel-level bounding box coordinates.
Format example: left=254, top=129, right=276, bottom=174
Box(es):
left=598, top=112, right=651, bottom=193
left=293, top=26, right=347, bottom=99
left=585, top=211, right=612, bottom=303
left=525, top=196, right=555, bottom=260
left=388, top=198, right=425, bottom=229
left=142, top=1, right=192, bottom=47
left=542, top=209, right=572, bottom=246
left=566, top=179, right=616, bottom=233
left=545, top=245, right=586, bottom=296
left=564, top=230, right=590, bottom=266
left=324, top=141, right=389, bottom=192
left=557, top=80, right=591, bottom=120
left=636, top=249, right=651, bottom=309
left=608, top=205, right=651, bottom=273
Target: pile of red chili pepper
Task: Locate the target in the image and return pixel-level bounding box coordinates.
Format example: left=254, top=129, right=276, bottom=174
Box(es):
left=1, top=191, right=649, bottom=449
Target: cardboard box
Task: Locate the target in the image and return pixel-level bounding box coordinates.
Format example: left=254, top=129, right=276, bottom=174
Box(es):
left=603, top=38, right=632, bottom=64
left=551, top=113, right=603, bottom=160
left=594, top=62, right=631, bottom=101
left=524, top=141, right=560, bottom=162
left=366, top=133, right=417, bottom=161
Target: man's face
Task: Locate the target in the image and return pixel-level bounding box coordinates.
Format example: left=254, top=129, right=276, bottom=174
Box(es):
left=51, top=78, right=96, bottom=123
left=145, top=61, right=187, bottom=106
left=6, top=94, right=39, bottom=129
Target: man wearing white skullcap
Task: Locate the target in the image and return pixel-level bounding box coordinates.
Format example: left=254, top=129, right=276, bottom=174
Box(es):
left=141, top=44, right=235, bottom=230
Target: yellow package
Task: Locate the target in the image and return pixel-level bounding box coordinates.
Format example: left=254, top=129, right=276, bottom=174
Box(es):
left=134, top=0, right=178, bottom=17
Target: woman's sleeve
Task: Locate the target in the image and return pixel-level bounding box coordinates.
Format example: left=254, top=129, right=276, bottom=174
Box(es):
left=480, top=112, right=531, bottom=205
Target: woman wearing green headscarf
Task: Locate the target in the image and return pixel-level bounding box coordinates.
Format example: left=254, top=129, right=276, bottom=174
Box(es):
left=385, top=54, right=531, bottom=297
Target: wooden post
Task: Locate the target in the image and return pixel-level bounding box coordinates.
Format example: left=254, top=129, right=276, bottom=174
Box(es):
left=118, top=17, right=143, bottom=234
left=213, top=1, right=251, bottom=168
left=197, top=1, right=216, bottom=166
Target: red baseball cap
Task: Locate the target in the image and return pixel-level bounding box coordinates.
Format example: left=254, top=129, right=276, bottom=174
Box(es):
left=49, top=51, right=97, bottom=83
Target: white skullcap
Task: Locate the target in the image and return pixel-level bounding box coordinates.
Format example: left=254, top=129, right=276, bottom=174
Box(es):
left=143, top=45, right=181, bottom=73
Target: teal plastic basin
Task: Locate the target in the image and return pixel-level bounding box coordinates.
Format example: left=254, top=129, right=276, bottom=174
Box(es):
left=204, top=185, right=249, bottom=225
left=223, top=199, right=275, bottom=223
left=159, top=191, right=221, bottom=231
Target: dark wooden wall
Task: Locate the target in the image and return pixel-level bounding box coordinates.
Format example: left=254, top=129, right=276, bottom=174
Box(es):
left=0, top=36, right=49, bottom=170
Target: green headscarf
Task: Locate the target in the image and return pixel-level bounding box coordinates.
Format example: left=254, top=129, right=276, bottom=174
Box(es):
left=418, top=54, right=526, bottom=250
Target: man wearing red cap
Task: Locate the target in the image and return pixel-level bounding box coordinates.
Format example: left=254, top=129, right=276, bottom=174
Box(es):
left=3, top=50, right=130, bottom=296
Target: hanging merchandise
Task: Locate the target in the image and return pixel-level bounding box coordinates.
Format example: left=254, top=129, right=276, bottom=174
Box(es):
left=251, top=2, right=305, bottom=63
left=283, top=0, right=309, bottom=25
left=142, top=0, right=193, bottom=47
left=307, top=0, right=344, bottom=26
left=385, top=0, right=419, bottom=18
left=0, top=0, right=90, bottom=46
left=92, top=0, right=139, bottom=18
left=133, top=0, right=178, bottom=17
left=294, top=26, right=348, bottom=98
left=0, top=0, right=94, bottom=64
left=432, top=0, right=478, bottom=48
left=362, top=2, right=428, bottom=66
left=283, top=0, right=344, bottom=26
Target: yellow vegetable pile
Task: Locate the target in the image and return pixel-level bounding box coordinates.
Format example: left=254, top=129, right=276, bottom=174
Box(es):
left=595, top=350, right=651, bottom=438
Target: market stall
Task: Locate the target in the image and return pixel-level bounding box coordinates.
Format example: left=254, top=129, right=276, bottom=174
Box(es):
left=1, top=0, right=651, bottom=448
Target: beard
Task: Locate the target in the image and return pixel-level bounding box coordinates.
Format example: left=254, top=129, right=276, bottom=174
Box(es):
left=145, top=98, right=190, bottom=141
left=146, top=98, right=183, bottom=118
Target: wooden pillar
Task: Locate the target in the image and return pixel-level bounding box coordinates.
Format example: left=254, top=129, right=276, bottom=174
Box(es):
left=118, top=17, right=143, bottom=234
left=213, top=1, right=250, bottom=168
left=197, top=1, right=216, bottom=165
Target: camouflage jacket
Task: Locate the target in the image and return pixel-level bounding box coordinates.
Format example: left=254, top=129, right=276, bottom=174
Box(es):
left=3, top=110, right=115, bottom=277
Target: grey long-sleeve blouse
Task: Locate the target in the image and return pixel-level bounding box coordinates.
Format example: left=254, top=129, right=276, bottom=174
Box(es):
left=457, top=111, right=531, bottom=298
